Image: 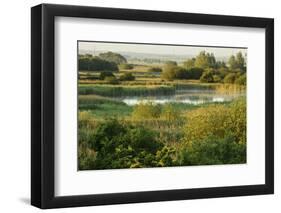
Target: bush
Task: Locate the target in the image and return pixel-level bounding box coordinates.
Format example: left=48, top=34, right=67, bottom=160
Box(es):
left=183, top=99, right=246, bottom=144
left=79, top=119, right=164, bottom=170
left=99, top=71, right=114, bottom=80
left=161, top=64, right=188, bottom=80
left=119, top=72, right=135, bottom=81
left=119, top=63, right=134, bottom=70
left=161, top=103, right=180, bottom=122
left=186, top=67, right=204, bottom=79
left=132, top=102, right=161, bottom=119
left=200, top=71, right=214, bottom=83
left=179, top=99, right=246, bottom=165
left=213, top=74, right=222, bottom=83
left=104, top=76, right=119, bottom=84
left=224, top=73, right=237, bottom=84
left=161, top=63, right=177, bottom=80
left=235, top=74, right=246, bottom=85
left=178, top=134, right=246, bottom=165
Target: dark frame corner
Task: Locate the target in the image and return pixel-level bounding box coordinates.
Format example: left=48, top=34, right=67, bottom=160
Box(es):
left=31, top=3, right=274, bottom=209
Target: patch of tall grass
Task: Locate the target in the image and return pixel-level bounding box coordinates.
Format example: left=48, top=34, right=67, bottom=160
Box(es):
left=79, top=85, right=176, bottom=97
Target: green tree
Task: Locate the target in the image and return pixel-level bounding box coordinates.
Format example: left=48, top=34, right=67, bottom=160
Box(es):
left=183, top=58, right=195, bottom=69
left=79, top=55, right=118, bottom=72
left=236, top=52, right=246, bottom=71
left=99, top=51, right=127, bottom=64
left=186, top=67, right=204, bottom=79
left=228, top=52, right=246, bottom=71
left=200, top=71, right=214, bottom=83
left=194, top=51, right=217, bottom=69
left=224, top=73, right=237, bottom=83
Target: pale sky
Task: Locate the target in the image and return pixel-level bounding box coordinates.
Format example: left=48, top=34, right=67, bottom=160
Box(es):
left=78, top=41, right=247, bottom=58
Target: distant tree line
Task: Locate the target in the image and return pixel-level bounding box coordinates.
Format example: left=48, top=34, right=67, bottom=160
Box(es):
left=161, top=51, right=246, bottom=85
left=79, top=51, right=127, bottom=72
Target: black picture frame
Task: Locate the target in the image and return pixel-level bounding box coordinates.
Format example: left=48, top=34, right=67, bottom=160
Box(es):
left=31, top=3, right=274, bottom=209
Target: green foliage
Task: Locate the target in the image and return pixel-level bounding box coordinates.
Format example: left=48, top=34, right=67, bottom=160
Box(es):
left=161, top=103, right=181, bottom=122
left=186, top=67, right=204, bottom=79
left=224, top=73, right=237, bottom=83
left=156, top=146, right=177, bottom=166
left=200, top=71, right=214, bottom=83
left=132, top=102, right=161, bottom=119
left=99, top=51, right=127, bottom=65
left=178, top=99, right=246, bottom=165
left=161, top=65, right=177, bottom=80
left=119, top=72, right=135, bottom=81
left=228, top=52, right=246, bottom=72
left=104, top=76, right=119, bottom=84
left=79, top=85, right=175, bottom=97
left=194, top=51, right=216, bottom=69
left=79, top=55, right=118, bottom=71
left=99, top=71, right=114, bottom=80
left=119, top=63, right=134, bottom=70
left=235, top=73, right=246, bottom=85
left=183, top=58, right=196, bottom=69
left=78, top=49, right=247, bottom=170
left=79, top=119, right=164, bottom=170
left=78, top=99, right=246, bottom=170
left=178, top=134, right=246, bottom=165
left=213, top=74, right=222, bottom=83
left=161, top=64, right=190, bottom=80
left=183, top=99, right=246, bottom=144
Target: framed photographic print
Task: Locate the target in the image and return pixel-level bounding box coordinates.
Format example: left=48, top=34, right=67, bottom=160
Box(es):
left=31, top=3, right=274, bottom=209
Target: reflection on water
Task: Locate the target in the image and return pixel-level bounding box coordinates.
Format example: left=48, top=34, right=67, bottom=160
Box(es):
left=121, top=89, right=245, bottom=106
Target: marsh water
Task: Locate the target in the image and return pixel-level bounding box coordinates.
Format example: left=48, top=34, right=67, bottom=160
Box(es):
left=120, top=89, right=245, bottom=106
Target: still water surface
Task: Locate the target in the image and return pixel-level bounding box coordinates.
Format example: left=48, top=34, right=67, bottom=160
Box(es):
left=120, top=89, right=245, bottom=106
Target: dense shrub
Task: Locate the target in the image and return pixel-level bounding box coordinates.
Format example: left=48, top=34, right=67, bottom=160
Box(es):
left=183, top=99, right=246, bottom=144
left=224, top=73, right=237, bottom=83
left=178, top=134, right=246, bottom=165
left=235, top=74, right=246, bottom=85
left=99, top=71, right=115, bottom=80
left=132, top=102, right=161, bottom=119
left=79, top=119, right=164, bottom=170
left=212, top=74, right=222, bottom=83
left=79, top=55, right=118, bottom=72
left=186, top=67, right=204, bottom=79
left=104, top=76, right=119, bottom=84
left=200, top=71, right=214, bottom=83
left=161, top=65, right=189, bottom=80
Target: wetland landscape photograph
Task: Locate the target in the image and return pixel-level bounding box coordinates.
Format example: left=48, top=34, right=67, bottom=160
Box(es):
left=78, top=41, right=247, bottom=170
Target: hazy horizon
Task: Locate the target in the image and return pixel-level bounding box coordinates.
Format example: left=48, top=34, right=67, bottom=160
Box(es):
left=78, top=41, right=247, bottom=58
